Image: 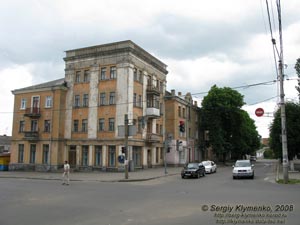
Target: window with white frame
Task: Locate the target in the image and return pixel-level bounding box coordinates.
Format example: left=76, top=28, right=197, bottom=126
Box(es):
left=45, top=96, right=52, bottom=108
left=74, top=95, right=80, bottom=107
left=109, top=118, right=115, bottom=131
left=73, top=120, right=79, bottom=132
left=98, top=118, right=105, bottom=131
left=110, top=66, right=116, bottom=79
left=19, top=121, right=25, bottom=132
left=83, top=94, right=89, bottom=107
left=75, top=71, right=81, bottom=83
left=100, top=67, right=106, bottom=80
left=83, top=70, right=90, bottom=82
left=109, top=92, right=115, bottom=105
left=82, top=119, right=88, bottom=132
left=20, top=98, right=27, bottom=109
left=99, top=93, right=106, bottom=105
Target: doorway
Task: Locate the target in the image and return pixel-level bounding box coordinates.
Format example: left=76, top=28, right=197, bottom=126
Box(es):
left=68, top=146, right=76, bottom=168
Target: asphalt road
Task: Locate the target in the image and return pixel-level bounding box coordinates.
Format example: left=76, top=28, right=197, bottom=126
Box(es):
left=0, top=161, right=299, bottom=225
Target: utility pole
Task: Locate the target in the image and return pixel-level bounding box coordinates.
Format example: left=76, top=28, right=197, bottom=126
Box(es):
left=279, top=60, right=289, bottom=183
left=277, top=0, right=289, bottom=183
left=124, top=114, right=129, bottom=179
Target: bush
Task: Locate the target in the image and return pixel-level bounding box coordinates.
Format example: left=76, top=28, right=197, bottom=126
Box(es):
left=264, top=149, right=274, bottom=159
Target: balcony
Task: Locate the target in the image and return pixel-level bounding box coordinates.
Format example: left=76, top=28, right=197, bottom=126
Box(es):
left=146, top=85, right=160, bottom=95
left=24, top=107, right=41, bottom=118
left=24, top=131, right=39, bottom=141
left=146, top=133, right=161, bottom=143
left=146, top=107, right=160, bottom=118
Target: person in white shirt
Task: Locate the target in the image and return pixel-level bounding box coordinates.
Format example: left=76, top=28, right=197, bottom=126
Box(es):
left=62, top=160, right=70, bottom=185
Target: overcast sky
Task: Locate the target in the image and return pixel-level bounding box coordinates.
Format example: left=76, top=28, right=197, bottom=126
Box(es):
left=0, top=0, right=299, bottom=138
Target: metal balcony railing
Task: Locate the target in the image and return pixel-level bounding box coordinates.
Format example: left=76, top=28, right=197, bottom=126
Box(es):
left=24, top=107, right=41, bottom=117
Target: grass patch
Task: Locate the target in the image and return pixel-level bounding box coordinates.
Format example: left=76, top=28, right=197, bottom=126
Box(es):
left=277, top=179, right=300, bottom=184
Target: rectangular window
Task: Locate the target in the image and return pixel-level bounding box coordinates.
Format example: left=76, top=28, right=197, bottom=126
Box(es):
left=108, top=146, right=116, bottom=167
left=183, top=108, right=186, bottom=118
left=82, top=119, right=88, bottom=132
left=95, top=146, right=102, bottom=166
left=19, top=121, right=25, bottom=132
left=82, top=146, right=89, bottom=166
left=75, top=71, right=81, bottom=83
left=43, top=144, right=49, bottom=164
left=18, top=144, right=24, bottom=163
left=160, top=81, right=163, bottom=92
left=20, top=98, right=27, bottom=109
left=44, top=120, right=51, bottom=132
left=100, top=67, right=106, bottom=80
left=31, top=120, right=38, bottom=132
left=45, top=96, right=53, bottom=108
left=83, top=94, right=89, bottom=107
left=133, top=146, right=142, bottom=167
left=133, top=93, right=137, bottom=107
left=74, top=95, right=80, bottom=107
left=178, top=106, right=181, bottom=117
left=156, top=147, right=159, bottom=163
left=109, top=92, right=115, bottom=105
left=110, top=66, right=116, bottom=79
left=134, top=68, right=137, bottom=81
left=83, top=70, right=90, bottom=82
left=30, top=144, right=36, bottom=164
left=138, top=95, right=142, bottom=107
left=139, top=70, right=143, bottom=83
left=109, top=118, right=115, bottom=131
left=98, top=118, right=105, bottom=131
left=73, top=120, right=79, bottom=132
left=100, top=93, right=106, bottom=105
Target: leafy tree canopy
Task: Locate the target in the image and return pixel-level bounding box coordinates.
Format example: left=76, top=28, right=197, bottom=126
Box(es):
left=201, top=85, right=260, bottom=161
left=270, top=102, right=300, bottom=160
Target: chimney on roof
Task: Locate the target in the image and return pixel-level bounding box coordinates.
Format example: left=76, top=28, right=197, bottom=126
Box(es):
left=171, top=89, right=175, bottom=96
left=178, top=92, right=182, bottom=96
left=194, top=101, right=198, bottom=106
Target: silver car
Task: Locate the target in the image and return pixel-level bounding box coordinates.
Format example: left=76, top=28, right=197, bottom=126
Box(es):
left=232, top=160, right=254, bottom=179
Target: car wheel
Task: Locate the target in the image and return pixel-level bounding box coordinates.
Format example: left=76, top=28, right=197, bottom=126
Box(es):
left=181, top=175, right=185, bottom=179
left=233, top=176, right=236, bottom=179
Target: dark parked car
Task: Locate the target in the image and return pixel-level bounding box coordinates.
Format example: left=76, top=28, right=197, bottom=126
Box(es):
left=181, top=163, right=206, bottom=179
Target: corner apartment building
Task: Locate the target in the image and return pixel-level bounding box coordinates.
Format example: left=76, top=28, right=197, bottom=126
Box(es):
left=165, top=90, right=202, bottom=166
left=10, top=40, right=168, bottom=171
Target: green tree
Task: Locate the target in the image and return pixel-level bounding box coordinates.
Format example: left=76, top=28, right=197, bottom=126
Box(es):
left=201, top=85, right=260, bottom=162
left=295, top=58, right=300, bottom=102
left=269, top=102, right=300, bottom=159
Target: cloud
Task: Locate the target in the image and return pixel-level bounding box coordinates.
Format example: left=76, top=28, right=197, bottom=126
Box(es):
left=0, top=65, right=33, bottom=134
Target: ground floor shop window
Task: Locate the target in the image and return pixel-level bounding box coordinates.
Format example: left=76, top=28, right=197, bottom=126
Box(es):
left=82, top=146, right=89, bottom=166
left=30, top=144, right=36, bottom=164
left=18, top=144, right=24, bottom=163
left=108, top=146, right=116, bottom=167
left=133, top=146, right=142, bottom=167
left=43, top=144, right=49, bottom=164
left=95, top=146, right=102, bottom=166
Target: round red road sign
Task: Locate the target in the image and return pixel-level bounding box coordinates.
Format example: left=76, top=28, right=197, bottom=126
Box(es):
left=255, top=108, right=264, bottom=117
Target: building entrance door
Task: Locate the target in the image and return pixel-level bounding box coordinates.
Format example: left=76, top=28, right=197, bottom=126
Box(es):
left=68, top=146, right=76, bottom=168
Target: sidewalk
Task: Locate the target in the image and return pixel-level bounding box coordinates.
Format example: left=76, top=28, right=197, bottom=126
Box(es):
left=0, top=167, right=182, bottom=182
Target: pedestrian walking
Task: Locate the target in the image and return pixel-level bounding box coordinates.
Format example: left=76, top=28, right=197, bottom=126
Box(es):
left=62, top=160, right=70, bottom=185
